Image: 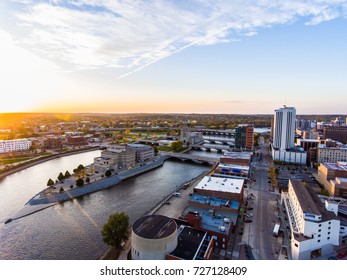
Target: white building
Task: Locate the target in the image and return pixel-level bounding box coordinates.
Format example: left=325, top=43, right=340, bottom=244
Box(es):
left=272, top=106, right=307, bottom=164
left=281, top=179, right=340, bottom=260
left=194, top=176, right=244, bottom=201
left=317, top=144, right=347, bottom=163
left=132, top=215, right=178, bottom=260
left=127, top=144, right=154, bottom=163
left=273, top=106, right=296, bottom=150
left=0, top=139, right=32, bottom=153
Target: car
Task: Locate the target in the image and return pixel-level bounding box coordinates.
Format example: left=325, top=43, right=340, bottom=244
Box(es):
left=247, top=213, right=253, bottom=218
left=247, top=207, right=253, bottom=210
left=245, top=219, right=252, bottom=223
left=328, top=256, right=337, bottom=260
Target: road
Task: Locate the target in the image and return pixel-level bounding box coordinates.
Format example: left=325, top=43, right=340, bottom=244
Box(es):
left=242, top=142, right=282, bottom=260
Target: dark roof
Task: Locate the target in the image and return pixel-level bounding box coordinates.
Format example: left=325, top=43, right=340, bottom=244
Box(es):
left=306, top=187, right=337, bottom=222
left=168, top=226, right=206, bottom=260
left=290, top=179, right=321, bottom=216
left=133, top=215, right=177, bottom=239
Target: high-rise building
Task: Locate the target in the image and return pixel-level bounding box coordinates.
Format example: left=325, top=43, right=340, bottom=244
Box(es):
left=273, top=106, right=296, bottom=150
left=235, top=125, right=254, bottom=150
left=272, top=106, right=307, bottom=164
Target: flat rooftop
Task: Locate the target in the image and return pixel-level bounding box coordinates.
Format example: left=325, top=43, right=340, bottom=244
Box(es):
left=184, top=206, right=238, bottom=226
left=201, top=212, right=232, bottom=235
left=322, top=162, right=347, bottom=171
left=190, top=194, right=239, bottom=210
left=195, top=176, right=244, bottom=194
left=133, top=215, right=177, bottom=239
left=168, top=226, right=207, bottom=260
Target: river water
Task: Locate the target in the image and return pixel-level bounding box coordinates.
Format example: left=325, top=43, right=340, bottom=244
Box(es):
left=0, top=150, right=210, bottom=260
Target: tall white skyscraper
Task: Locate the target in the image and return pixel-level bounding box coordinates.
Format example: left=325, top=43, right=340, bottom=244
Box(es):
left=273, top=106, right=296, bottom=150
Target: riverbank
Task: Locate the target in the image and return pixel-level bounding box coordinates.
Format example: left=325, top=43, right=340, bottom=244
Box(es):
left=0, top=146, right=101, bottom=180
left=6, top=155, right=168, bottom=223
left=104, top=162, right=217, bottom=260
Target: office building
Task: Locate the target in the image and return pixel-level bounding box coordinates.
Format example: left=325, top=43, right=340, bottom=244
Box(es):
left=317, top=145, right=347, bottom=163
left=273, top=106, right=296, bottom=150
left=281, top=180, right=340, bottom=260
left=193, top=176, right=244, bottom=202
left=318, top=162, right=347, bottom=181
left=95, top=145, right=136, bottom=169
left=235, top=125, right=254, bottom=150
left=127, top=143, right=154, bottom=162
left=323, top=126, right=347, bottom=144
left=272, top=106, right=307, bottom=164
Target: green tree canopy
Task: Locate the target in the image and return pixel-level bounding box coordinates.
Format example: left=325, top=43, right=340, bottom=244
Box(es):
left=102, top=212, right=129, bottom=248
left=47, top=178, right=54, bottom=187
left=58, top=172, right=65, bottom=181
left=64, top=170, right=71, bottom=178
left=77, top=164, right=84, bottom=170
left=76, top=178, right=84, bottom=187
left=105, top=169, right=112, bottom=177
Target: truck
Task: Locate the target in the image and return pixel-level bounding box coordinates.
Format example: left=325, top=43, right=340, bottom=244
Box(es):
left=273, top=223, right=280, bottom=237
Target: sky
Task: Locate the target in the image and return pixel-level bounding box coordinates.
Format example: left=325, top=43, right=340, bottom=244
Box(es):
left=0, top=0, right=347, bottom=114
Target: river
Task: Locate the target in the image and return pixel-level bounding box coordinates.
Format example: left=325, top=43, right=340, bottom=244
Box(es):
left=0, top=150, right=210, bottom=259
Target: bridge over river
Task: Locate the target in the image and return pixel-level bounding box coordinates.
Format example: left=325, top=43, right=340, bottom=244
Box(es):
left=159, top=151, right=219, bottom=163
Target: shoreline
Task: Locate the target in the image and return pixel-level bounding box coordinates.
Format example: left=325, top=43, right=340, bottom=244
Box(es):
left=0, top=146, right=101, bottom=180
left=6, top=156, right=168, bottom=223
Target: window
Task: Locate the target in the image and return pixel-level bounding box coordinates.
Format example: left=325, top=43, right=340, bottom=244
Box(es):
left=222, top=244, right=225, bottom=249
left=329, top=221, right=331, bottom=225
left=318, top=229, right=321, bottom=232
left=318, top=240, right=321, bottom=243
left=222, top=238, right=225, bottom=242
left=216, top=242, right=219, bottom=246
left=295, top=243, right=298, bottom=247
left=318, top=234, right=321, bottom=237
left=327, top=237, right=330, bottom=240
left=213, top=236, right=217, bottom=240
left=319, top=224, right=322, bottom=227
left=328, top=227, right=331, bottom=230
left=328, top=232, right=331, bottom=235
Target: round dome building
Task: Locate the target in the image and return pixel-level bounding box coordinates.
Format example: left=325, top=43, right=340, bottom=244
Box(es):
left=131, top=215, right=177, bottom=260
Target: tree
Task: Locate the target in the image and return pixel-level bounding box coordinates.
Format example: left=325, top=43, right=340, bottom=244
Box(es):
left=59, top=187, right=64, bottom=193
left=65, top=170, right=71, bottom=178
left=58, top=172, right=65, bottom=181
left=76, top=178, right=84, bottom=187
left=105, top=169, right=112, bottom=177
left=86, top=177, right=90, bottom=183
left=171, top=140, right=183, bottom=152
left=101, top=212, right=129, bottom=248
left=77, top=164, right=84, bottom=170
left=47, top=178, right=54, bottom=187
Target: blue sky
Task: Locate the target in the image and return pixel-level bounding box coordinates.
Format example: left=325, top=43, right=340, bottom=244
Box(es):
left=0, top=0, right=347, bottom=114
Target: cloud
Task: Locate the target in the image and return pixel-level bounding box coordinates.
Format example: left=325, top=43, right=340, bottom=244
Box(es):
left=6, top=0, right=347, bottom=77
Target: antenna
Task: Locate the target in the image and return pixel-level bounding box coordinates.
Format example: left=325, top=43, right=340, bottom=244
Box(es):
left=283, top=96, right=287, bottom=108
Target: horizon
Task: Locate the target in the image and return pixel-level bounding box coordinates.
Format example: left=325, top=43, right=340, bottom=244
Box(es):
left=1, top=1, right=347, bottom=114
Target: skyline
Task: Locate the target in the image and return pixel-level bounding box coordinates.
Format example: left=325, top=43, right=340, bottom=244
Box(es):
left=1, top=1, right=347, bottom=114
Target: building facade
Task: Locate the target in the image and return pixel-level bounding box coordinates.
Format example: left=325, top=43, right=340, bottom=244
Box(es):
left=323, top=126, right=347, bottom=144
left=99, top=145, right=136, bottom=169
left=235, top=126, right=254, bottom=150
left=127, top=144, right=154, bottom=163
left=273, top=106, right=296, bottom=150
left=317, top=145, right=347, bottom=163
left=0, top=139, right=32, bottom=153
left=281, top=180, right=340, bottom=260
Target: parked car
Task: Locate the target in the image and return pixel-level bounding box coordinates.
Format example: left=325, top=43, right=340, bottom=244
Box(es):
left=247, top=213, right=253, bottom=218
left=245, top=219, right=253, bottom=223
left=247, top=207, right=253, bottom=210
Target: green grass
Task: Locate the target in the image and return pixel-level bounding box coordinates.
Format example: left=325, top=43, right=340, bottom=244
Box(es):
left=0, top=157, right=32, bottom=164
